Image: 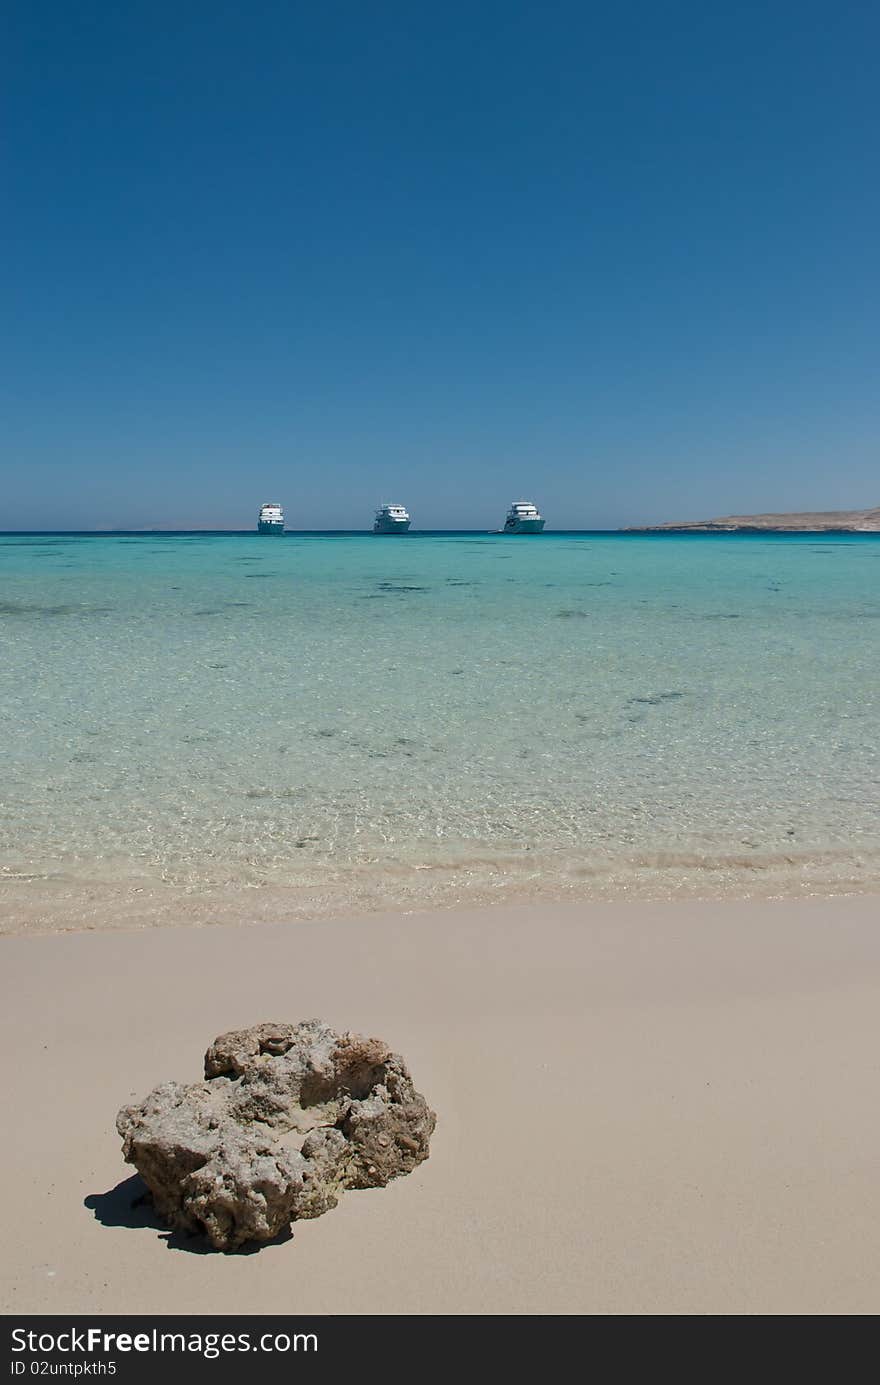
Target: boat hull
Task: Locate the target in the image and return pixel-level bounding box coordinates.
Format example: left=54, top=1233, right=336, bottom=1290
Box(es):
left=373, top=519, right=411, bottom=533
left=503, top=518, right=545, bottom=533
left=257, top=520, right=285, bottom=534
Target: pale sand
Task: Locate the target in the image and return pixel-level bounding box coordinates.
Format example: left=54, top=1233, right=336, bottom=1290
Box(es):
left=3, top=895, right=880, bottom=1316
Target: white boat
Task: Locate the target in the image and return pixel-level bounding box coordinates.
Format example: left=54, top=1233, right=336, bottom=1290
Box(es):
left=373, top=503, right=411, bottom=534
left=257, top=502, right=284, bottom=534
left=503, top=500, right=545, bottom=534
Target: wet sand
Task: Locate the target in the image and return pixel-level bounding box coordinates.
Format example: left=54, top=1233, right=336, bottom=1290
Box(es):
left=3, top=895, right=880, bottom=1315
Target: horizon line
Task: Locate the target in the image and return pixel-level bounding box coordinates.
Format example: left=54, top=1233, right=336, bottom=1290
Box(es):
left=3, top=527, right=879, bottom=539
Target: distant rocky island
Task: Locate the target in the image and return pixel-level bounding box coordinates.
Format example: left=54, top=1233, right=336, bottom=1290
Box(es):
left=625, top=505, right=880, bottom=533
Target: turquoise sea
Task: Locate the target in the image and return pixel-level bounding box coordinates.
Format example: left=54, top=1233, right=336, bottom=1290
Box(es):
left=2, top=531, right=879, bottom=929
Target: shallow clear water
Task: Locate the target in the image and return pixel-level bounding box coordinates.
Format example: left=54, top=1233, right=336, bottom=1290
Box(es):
left=2, top=531, right=879, bottom=925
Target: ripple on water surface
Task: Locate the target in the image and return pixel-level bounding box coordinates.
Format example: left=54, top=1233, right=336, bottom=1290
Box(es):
left=1, top=531, right=879, bottom=921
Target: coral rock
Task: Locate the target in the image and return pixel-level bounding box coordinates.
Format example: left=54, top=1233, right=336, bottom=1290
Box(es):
left=116, top=1020, right=435, bottom=1250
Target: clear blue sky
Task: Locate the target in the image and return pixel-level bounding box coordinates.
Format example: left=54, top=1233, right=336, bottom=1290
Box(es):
left=2, top=1, right=877, bottom=529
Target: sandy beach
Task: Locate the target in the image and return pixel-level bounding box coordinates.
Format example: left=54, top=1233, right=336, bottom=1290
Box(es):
left=3, top=894, right=880, bottom=1316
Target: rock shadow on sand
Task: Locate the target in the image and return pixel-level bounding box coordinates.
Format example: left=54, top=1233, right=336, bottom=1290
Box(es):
left=84, top=1175, right=292, bottom=1255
